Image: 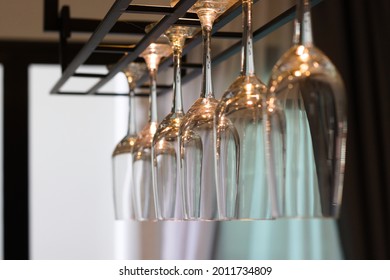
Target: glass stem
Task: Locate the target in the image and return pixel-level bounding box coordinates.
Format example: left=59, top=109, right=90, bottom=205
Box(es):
left=200, top=25, right=214, bottom=99
left=149, top=68, right=158, bottom=123
left=127, top=87, right=137, bottom=135
left=242, top=0, right=255, bottom=76
left=294, top=0, right=313, bottom=46
left=172, top=47, right=184, bottom=113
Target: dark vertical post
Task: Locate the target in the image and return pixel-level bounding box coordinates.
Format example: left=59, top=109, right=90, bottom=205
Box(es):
left=59, top=6, right=71, bottom=72
left=44, top=0, right=59, bottom=31
left=3, top=59, right=29, bottom=259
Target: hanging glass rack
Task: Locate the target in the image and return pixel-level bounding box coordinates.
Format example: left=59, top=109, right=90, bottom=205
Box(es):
left=44, top=0, right=323, bottom=97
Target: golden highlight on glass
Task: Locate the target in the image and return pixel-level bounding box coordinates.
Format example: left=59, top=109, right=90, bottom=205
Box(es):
left=178, top=0, right=238, bottom=221
left=112, top=62, right=147, bottom=220
left=266, top=0, right=347, bottom=218
left=152, top=23, right=198, bottom=221
left=132, top=43, right=171, bottom=221
left=214, top=0, right=277, bottom=220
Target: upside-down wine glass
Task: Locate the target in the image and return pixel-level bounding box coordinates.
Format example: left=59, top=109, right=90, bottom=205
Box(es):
left=178, top=0, right=237, bottom=220
left=214, top=0, right=277, bottom=220
left=132, top=43, right=171, bottom=221
left=112, top=62, right=146, bottom=220
left=152, top=24, right=198, bottom=221
left=267, top=0, right=347, bottom=218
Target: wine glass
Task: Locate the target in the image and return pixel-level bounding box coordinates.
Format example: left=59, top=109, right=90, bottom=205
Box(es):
left=132, top=43, right=171, bottom=221
left=178, top=0, right=237, bottom=221
left=267, top=0, right=347, bottom=218
left=152, top=24, right=198, bottom=221
left=214, top=0, right=278, bottom=220
left=112, top=62, right=146, bottom=220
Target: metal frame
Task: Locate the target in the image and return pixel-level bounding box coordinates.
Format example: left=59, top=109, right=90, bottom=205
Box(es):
left=45, top=0, right=323, bottom=97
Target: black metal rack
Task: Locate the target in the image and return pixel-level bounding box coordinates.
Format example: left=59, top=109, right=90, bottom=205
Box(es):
left=45, top=0, right=323, bottom=97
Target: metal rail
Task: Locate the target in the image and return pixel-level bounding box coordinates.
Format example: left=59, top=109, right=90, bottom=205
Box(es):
left=46, top=0, right=323, bottom=96
left=50, top=0, right=133, bottom=93
left=84, top=0, right=243, bottom=95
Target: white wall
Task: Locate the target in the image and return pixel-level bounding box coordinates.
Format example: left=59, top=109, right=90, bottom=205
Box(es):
left=29, top=65, right=141, bottom=259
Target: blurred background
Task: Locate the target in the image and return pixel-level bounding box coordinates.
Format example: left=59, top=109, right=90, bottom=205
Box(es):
left=0, top=0, right=389, bottom=259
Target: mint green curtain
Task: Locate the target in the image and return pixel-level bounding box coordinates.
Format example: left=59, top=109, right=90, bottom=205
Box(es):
left=213, top=119, right=343, bottom=259
left=214, top=220, right=343, bottom=259
left=213, top=96, right=343, bottom=260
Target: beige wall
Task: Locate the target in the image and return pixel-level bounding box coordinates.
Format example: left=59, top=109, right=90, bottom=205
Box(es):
left=0, top=0, right=179, bottom=42
left=0, top=0, right=294, bottom=42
